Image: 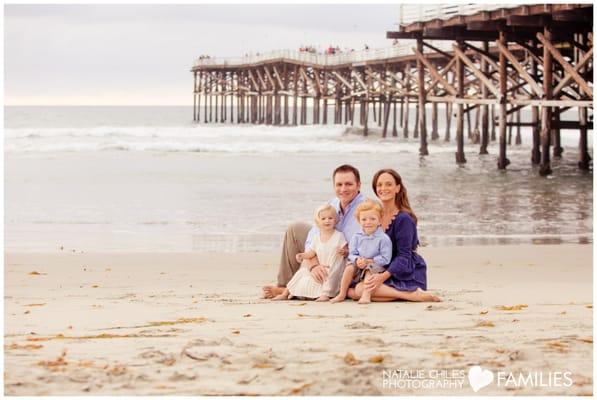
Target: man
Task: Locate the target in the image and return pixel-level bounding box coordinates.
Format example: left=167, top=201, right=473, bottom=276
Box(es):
left=263, top=164, right=366, bottom=298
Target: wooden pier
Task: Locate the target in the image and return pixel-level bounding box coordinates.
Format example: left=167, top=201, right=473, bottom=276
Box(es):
left=191, top=4, right=593, bottom=175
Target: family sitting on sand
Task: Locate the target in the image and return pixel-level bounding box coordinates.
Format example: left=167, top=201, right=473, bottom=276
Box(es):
left=262, top=165, right=441, bottom=303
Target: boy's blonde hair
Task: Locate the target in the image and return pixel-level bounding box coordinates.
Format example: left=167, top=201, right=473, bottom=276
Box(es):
left=314, top=203, right=338, bottom=226
left=355, top=199, right=383, bottom=220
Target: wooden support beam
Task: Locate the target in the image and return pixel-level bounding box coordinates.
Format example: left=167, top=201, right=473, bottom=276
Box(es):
left=271, top=65, right=285, bottom=90
left=553, top=47, right=593, bottom=97
left=453, top=43, right=501, bottom=99
left=413, top=48, right=458, bottom=96
left=263, top=65, right=276, bottom=90
left=255, top=68, right=268, bottom=90
left=313, top=69, right=323, bottom=95
left=497, top=31, right=509, bottom=169
left=350, top=70, right=368, bottom=91
left=425, top=57, right=456, bottom=95
left=331, top=70, right=353, bottom=90
left=539, top=27, right=553, bottom=176
left=495, top=40, right=544, bottom=96
left=416, top=39, right=429, bottom=155
left=455, top=40, right=466, bottom=163
left=421, top=41, right=453, bottom=59
left=537, top=32, right=593, bottom=98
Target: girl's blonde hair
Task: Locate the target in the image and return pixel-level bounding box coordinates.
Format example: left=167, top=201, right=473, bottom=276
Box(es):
left=314, top=203, right=338, bottom=226
left=355, top=199, right=383, bottom=220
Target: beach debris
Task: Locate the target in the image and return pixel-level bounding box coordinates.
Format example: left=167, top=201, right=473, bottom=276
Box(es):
left=586, top=304, right=593, bottom=309
left=432, top=351, right=462, bottom=358
left=560, top=311, right=567, bottom=315
left=91, top=285, right=99, bottom=288
left=148, top=317, right=207, bottom=327
left=480, top=310, right=489, bottom=315
left=24, top=303, right=46, bottom=307
left=495, top=304, right=528, bottom=311
left=5, top=343, right=43, bottom=350
left=512, top=319, right=519, bottom=322
left=237, top=374, right=258, bottom=385
left=26, top=332, right=174, bottom=342
left=343, top=352, right=361, bottom=366
left=289, top=302, right=307, bottom=306
left=288, top=382, right=312, bottom=395
left=252, top=362, right=274, bottom=369
left=369, top=355, right=385, bottom=363
left=545, top=340, right=569, bottom=352
left=344, top=322, right=383, bottom=330
left=24, top=311, right=30, bottom=314
left=169, top=372, right=196, bottom=381
left=578, top=337, right=593, bottom=344
left=355, top=336, right=386, bottom=346
left=508, top=350, right=522, bottom=361
left=96, top=317, right=209, bottom=331
left=107, top=364, right=128, bottom=376
left=231, top=330, right=240, bottom=335
left=38, top=350, right=68, bottom=368
left=139, top=349, right=176, bottom=365
left=475, top=320, right=495, bottom=328
left=28, top=271, right=45, bottom=276
left=243, top=314, right=252, bottom=318
left=182, top=350, right=219, bottom=361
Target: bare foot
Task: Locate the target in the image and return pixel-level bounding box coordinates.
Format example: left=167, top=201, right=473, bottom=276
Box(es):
left=315, top=295, right=330, bottom=302
left=415, top=288, right=442, bottom=302
left=272, top=292, right=289, bottom=301
left=358, top=292, right=371, bottom=304
left=330, top=295, right=345, bottom=303
left=262, top=285, right=285, bottom=299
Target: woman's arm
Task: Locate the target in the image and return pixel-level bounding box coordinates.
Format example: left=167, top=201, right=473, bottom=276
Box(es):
left=386, top=216, right=417, bottom=279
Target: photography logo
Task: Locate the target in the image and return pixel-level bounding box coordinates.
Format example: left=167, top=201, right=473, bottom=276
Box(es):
left=467, top=366, right=494, bottom=392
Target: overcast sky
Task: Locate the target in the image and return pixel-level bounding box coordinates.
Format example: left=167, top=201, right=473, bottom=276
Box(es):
left=5, top=4, right=400, bottom=105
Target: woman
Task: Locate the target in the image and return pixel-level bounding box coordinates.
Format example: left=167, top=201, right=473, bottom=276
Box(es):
left=347, top=169, right=441, bottom=302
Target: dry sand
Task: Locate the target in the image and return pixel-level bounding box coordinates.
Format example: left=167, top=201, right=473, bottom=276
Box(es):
left=4, top=244, right=593, bottom=395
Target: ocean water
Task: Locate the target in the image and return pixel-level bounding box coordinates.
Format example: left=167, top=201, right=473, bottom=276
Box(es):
left=5, top=106, right=593, bottom=252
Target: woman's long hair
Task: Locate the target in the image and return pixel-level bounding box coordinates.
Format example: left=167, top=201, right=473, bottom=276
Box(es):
left=372, top=169, right=418, bottom=225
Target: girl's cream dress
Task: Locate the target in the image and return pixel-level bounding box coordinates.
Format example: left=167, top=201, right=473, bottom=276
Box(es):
left=287, top=229, right=347, bottom=299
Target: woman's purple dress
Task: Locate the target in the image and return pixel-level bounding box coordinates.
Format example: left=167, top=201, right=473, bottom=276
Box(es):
left=383, top=211, right=427, bottom=292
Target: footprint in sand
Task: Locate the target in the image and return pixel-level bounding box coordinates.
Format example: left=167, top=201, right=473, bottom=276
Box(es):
left=345, top=322, right=383, bottom=330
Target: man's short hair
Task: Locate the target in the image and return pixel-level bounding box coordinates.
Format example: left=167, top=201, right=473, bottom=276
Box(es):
left=332, top=164, right=361, bottom=184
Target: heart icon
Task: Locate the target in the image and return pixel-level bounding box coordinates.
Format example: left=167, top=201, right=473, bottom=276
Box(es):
left=468, top=366, right=494, bottom=392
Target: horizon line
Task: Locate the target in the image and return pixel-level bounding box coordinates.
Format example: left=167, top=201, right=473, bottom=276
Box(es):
left=4, top=104, right=192, bottom=107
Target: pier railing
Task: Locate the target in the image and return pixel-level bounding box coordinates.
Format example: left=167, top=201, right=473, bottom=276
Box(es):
left=399, top=4, right=516, bottom=25
left=194, top=42, right=456, bottom=68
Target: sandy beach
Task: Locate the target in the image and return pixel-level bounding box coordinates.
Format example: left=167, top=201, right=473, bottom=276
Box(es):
left=4, top=244, right=592, bottom=395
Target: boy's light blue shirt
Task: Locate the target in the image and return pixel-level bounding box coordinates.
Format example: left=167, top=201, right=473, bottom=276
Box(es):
left=347, top=227, right=393, bottom=268
left=304, top=192, right=366, bottom=250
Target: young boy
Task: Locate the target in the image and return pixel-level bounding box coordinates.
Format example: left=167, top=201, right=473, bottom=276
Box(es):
left=331, top=200, right=392, bottom=304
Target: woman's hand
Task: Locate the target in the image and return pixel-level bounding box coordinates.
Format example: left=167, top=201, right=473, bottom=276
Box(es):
left=364, top=271, right=390, bottom=292
left=295, top=253, right=304, bottom=263
left=336, top=245, right=348, bottom=257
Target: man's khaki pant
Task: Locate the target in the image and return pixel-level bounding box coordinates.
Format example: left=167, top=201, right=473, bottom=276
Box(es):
left=277, top=221, right=312, bottom=287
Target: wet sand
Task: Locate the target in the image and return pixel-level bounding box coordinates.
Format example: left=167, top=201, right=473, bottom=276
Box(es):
left=4, top=244, right=593, bottom=395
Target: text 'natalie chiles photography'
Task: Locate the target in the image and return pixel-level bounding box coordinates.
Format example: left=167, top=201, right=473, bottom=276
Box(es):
left=4, top=2, right=593, bottom=396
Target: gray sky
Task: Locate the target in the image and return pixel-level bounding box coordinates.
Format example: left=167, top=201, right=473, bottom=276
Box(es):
left=5, top=4, right=399, bottom=105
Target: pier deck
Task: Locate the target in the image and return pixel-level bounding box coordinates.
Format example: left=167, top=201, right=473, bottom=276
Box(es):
left=191, top=4, right=593, bottom=175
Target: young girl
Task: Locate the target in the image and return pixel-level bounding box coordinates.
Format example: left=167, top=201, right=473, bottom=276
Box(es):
left=331, top=200, right=392, bottom=304
left=273, top=204, right=347, bottom=301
